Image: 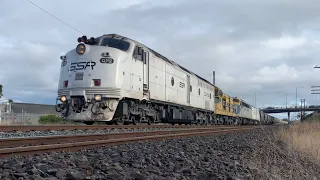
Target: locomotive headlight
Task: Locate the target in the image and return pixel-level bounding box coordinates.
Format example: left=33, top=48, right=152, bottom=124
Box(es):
left=94, top=95, right=101, bottom=101
left=76, top=44, right=86, bottom=55
left=60, top=95, right=67, bottom=102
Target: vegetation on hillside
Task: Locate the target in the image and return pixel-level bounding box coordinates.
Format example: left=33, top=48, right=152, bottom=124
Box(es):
left=277, top=121, right=320, bottom=165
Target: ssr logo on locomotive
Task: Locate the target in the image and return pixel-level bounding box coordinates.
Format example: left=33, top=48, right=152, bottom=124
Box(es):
left=100, top=58, right=114, bottom=64
left=69, top=61, right=96, bottom=71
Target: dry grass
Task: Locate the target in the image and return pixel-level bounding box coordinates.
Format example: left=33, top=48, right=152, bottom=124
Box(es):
left=277, top=121, right=320, bottom=165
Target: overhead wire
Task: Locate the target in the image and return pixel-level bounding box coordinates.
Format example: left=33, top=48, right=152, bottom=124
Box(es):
left=23, top=0, right=85, bottom=35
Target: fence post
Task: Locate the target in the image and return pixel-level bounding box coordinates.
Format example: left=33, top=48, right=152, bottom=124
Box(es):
left=22, top=109, right=24, bottom=125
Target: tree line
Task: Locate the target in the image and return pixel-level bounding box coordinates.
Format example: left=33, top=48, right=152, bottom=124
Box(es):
left=0, top=84, right=13, bottom=102
left=0, top=84, right=2, bottom=98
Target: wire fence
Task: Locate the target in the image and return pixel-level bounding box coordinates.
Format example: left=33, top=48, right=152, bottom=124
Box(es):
left=0, top=111, right=51, bottom=125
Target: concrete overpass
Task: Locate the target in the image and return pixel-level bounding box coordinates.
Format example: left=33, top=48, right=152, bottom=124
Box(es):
left=260, top=106, right=320, bottom=120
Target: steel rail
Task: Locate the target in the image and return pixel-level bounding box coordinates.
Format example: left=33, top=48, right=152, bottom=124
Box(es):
left=0, top=126, right=245, bottom=148
left=0, top=126, right=259, bottom=158
left=0, top=124, right=232, bottom=132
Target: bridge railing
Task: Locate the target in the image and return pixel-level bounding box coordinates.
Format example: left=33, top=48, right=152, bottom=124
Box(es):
left=260, top=105, right=320, bottom=110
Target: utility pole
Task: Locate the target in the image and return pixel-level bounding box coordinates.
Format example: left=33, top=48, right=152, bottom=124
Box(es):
left=286, top=93, right=287, bottom=108
left=212, top=71, right=215, bottom=85
left=296, top=86, right=303, bottom=108
left=300, top=98, right=305, bottom=121
left=254, top=92, right=256, bottom=107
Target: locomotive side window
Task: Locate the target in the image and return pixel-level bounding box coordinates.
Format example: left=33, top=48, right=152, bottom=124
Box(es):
left=133, top=46, right=139, bottom=59
left=138, top=47, right=143, bottom=55
left=133, top=46, right=147, bottom=63
left=141, top=49, right=145, bottom=61
left=101, top=38, right=130, bottom=51
left=143, top=51, right=147, bottom=64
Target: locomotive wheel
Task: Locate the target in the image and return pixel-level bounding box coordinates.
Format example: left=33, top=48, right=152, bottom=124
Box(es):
left=210, top=120, right=215, bottom=126
left=199, top=119, right=204, bottom=126
left=203, top=120, right=208, bottom=126
left=146, top=117, right=153, bottom=125
left=115, top=117, right=125, bottom=125
left=132, top=116, right=141, bottom=125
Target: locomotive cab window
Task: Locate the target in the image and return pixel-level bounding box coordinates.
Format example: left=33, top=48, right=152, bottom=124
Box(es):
left=101, top=38, right=130, bottom=51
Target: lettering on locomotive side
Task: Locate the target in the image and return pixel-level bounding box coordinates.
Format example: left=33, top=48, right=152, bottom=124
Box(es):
left=69, top=61, right=96, bottom=71
left=204, top=92, right=211, bottom=98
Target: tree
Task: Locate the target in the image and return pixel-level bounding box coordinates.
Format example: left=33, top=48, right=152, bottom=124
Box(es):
left=8, top=99, right=13, bottom=103
left=0, top=84, right=2, bottom=98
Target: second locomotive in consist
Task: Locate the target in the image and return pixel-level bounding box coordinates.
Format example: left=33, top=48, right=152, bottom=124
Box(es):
left=55, top=34, right=282, bottom=125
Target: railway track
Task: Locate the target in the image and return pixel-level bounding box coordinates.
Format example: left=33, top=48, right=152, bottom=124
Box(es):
left=0, top=126, right=259, bottom=158
left=0, top=124, right=232, bottom=132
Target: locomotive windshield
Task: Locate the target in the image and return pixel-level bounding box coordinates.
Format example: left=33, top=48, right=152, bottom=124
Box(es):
left=100, top=38, right=130, bottom=51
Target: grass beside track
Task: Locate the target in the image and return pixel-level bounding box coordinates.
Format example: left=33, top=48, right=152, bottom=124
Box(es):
left=277, top=121, right=320, bottom=165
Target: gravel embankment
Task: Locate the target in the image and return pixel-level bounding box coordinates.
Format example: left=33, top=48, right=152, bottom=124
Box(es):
left=0, top=126, right=319, bottom=180
left=0, top=127, right=193, bottom=139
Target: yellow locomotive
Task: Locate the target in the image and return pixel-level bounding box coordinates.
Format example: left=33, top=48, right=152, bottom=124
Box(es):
left=214, top=86, right=238, bottom=124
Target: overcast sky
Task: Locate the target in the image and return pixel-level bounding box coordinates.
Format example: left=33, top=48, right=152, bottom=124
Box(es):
left=1, top=0, right=320, bottom=119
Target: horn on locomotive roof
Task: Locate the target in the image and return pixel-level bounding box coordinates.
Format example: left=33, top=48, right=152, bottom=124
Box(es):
left=77, top=36, right=88, bottom=43
left=82, top=36, right=87, bottom=42
left=77, top=36, right=97, bottom=45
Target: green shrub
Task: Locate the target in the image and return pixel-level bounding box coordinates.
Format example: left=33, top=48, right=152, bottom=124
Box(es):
left=38, top=114, right=62, bottom=124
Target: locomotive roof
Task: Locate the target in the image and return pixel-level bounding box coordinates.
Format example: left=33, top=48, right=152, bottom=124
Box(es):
left=103, top=33, right=215, bottom=88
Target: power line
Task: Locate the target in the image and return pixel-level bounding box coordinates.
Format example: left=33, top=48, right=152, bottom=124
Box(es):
left=24, top=0, right=85, bottom=35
